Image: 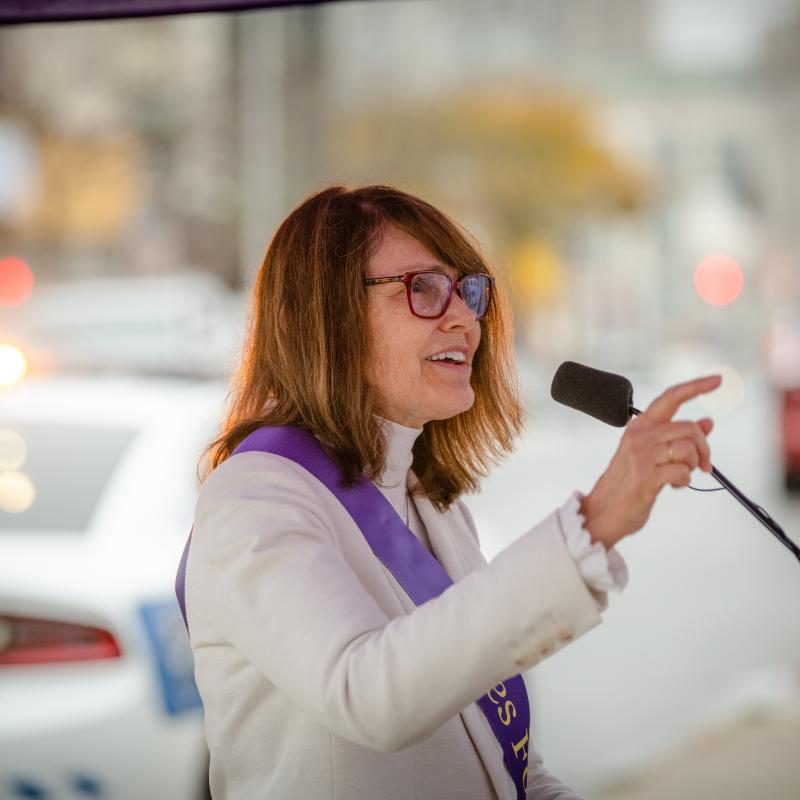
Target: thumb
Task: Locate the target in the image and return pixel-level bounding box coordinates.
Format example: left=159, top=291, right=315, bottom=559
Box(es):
left=698, top=417, right=714, bottom=434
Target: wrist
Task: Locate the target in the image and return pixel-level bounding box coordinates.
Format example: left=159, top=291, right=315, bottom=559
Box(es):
left=579, top=489, right=616, bottom=550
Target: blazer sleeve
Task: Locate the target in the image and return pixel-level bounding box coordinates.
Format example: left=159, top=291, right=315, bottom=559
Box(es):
left=188, top=451, right=603, bottom=754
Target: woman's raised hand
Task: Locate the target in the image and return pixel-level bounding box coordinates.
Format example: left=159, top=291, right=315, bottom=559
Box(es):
left=578, top=374, right=723, bottom=550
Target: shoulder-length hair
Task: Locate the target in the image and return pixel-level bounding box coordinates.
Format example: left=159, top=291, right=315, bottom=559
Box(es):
left=201, top=184, right=524, bottom=511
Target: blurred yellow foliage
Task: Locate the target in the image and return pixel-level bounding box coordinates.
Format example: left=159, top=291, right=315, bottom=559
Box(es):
left=509, top=238, right=566, bottom=308
left=338, top=86, right=648, bottom=248
left=17, top=134, right=141, bottom=245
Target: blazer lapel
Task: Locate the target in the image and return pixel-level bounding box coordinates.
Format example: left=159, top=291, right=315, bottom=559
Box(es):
left=410, top=483, right=478, bottom=581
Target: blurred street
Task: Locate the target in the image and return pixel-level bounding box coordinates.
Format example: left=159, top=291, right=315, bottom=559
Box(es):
left=594, top=713, right=800, bottom=800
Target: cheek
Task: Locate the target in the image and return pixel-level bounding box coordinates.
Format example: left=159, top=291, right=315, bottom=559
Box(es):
left=367, top=313, right=418, bottom=385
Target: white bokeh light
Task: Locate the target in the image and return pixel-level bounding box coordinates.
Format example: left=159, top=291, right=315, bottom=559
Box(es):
left=0, top=344, right=27, bottom=386
left=0, top=469, right=35, bottom=514
left=0, top=429, right=27, bottom=470
left=699, top=365, right=745, bottom=414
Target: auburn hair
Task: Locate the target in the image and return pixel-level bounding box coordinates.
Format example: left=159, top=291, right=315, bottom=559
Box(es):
left=200, top=184, right=524, bottom=511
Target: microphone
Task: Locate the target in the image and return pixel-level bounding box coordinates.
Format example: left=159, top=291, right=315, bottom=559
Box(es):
left=551, top=360, right=800, bottom=564
left=550, top=361, right=634, bottom=427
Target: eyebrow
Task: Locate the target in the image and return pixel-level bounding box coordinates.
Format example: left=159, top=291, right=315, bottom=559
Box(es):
left=397, top=264, right=459, bottom=279
left=366, top=264, right=462, bottom=286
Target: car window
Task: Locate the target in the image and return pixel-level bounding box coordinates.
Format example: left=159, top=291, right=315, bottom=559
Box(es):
left=0, top=423, right=137, bottom=531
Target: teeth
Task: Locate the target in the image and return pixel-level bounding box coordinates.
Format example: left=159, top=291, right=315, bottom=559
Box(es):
left=427, top=351, right=466, bottom=362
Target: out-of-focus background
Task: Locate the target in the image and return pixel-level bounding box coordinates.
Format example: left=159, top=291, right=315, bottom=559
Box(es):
left=0, top=1, right=798, bottom=798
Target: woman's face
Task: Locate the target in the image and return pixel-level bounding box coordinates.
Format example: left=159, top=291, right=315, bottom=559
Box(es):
left=365, top=225, right=482, bottom=428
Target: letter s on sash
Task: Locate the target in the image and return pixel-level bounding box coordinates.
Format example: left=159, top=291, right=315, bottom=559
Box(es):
left=498, top=700, right=516, bottom=726
left=487, top=682, right=507, bottom=705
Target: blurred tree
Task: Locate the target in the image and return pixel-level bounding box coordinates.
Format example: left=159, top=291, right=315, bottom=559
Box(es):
left=335, top=87, right=650, bottom=319
left=17, top=134, right=142, bottom=246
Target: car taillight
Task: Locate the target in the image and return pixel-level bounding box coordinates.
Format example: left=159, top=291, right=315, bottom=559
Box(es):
left=0, top=614, right=122, bottom=665
left=782, top=388, right=800, bottom=458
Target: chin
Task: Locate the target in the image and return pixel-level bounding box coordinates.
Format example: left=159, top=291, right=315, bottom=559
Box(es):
left=431, top=395, right=475, bottom=422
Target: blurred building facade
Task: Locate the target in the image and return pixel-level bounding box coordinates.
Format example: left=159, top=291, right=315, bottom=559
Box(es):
left=0, top=0, right=798, bottom=374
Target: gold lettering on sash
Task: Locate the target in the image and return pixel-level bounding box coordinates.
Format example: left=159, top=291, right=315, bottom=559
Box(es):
left=498, top=700, right=516, bottom=726
left=512, top=728, right=529, bottom=762
left=487, top=682, right=507, bottom=704
left=522, top=766, right=528, bottom=789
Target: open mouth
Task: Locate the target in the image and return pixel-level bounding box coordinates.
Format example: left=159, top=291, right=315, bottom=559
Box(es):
left=425, top=355, right=470, bottom=371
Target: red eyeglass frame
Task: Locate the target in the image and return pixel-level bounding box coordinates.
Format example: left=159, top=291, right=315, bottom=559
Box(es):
left=363, top=270, right=495, bottom=320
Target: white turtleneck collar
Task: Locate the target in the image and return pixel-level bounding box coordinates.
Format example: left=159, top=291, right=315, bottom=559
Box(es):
left=375, top=416, right=424, bottom=488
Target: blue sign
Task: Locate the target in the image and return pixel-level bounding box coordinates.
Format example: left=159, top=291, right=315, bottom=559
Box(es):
left=138, top=600, right=203, bottom=716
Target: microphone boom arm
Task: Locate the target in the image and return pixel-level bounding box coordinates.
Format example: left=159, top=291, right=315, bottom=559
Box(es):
left=629, top=405, right=800, bottom=564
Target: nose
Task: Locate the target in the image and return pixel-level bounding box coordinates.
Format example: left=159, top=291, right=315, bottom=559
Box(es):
left=440, top=286, right=478, bottom=329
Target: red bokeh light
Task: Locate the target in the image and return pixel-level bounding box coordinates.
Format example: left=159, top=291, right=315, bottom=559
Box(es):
left=693, top=253, right=744, bottom=306
left=0, top=256, right=34, bottom=308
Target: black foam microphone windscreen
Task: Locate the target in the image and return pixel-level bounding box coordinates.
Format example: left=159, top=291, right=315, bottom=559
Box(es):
left=551, top=361, right=634, bottom=427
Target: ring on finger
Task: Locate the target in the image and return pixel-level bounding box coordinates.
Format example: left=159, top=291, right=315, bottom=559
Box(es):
left=658, top=441, right=676, bottom=466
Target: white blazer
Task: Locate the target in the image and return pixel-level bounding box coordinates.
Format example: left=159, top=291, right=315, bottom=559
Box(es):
left=185, top=448, right=604, bottom=799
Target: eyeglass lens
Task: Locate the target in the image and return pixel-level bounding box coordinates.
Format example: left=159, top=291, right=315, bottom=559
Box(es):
left=409, top=272, right=491, bottom=318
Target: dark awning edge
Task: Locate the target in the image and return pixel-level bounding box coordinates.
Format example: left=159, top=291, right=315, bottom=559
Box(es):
left=0, top=0, right=349, bottom=26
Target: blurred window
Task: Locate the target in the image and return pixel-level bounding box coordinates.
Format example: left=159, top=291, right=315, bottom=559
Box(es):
left=0, top=424, right=137, bottom=531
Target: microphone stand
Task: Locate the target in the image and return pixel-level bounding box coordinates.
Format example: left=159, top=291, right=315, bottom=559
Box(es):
left=630, top=405, right=800, bottom=565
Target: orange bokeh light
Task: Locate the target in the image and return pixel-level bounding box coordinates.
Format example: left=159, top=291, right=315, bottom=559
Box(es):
left=693, top=253, right=744, bottom=306
left=0, top=257, right=34, bottom=308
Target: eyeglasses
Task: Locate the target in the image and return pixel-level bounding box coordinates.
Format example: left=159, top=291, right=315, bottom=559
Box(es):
left=363, top=270, right=494, bottom=320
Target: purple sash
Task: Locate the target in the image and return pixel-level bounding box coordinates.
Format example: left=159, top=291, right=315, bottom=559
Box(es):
left=176, top=424, right=531, bottom=799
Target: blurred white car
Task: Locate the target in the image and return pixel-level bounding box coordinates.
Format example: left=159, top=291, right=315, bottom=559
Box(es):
left=6, top=271, right=245, bottom=379
left=0, top=374, right=226, bottom=799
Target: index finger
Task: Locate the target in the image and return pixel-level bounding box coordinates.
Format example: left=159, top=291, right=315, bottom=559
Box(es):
left=642, top=374, right=722, bottom=423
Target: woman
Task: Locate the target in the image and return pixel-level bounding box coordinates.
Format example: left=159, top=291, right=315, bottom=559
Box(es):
left=180, top=185, right=718, bottom=800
